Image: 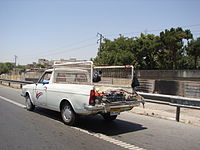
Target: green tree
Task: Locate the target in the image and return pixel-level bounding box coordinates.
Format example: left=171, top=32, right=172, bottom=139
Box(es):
left=187, top=38, right=200, bottom=69
left=94, top=34, right=160, bottom=69
left=132, top=34, right=160, bottom=69
left=159, top=27, right=193, bottom=69
left=93, top=27, right=194, bottom=70
left=36, top=64, right=45, bottom=68
left=0, top=63, right=14, bottom=74
left=16, top=65, right=27, bottom=73
left=94, top=35, right=135, bottom=66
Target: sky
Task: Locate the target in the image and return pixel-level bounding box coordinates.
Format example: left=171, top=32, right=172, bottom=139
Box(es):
left=0, top=0, right=200, bottom=65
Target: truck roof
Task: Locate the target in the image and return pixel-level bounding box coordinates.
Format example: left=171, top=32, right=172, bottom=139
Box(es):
left=45, top=68, right=89, bottom=73
left=53, top=60, right=93, bottom=68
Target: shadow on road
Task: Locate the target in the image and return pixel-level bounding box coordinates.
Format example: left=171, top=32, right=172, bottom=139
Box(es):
left=76, top=115, right=147, bottom=136
left=34, top=107, right=147, bottom=136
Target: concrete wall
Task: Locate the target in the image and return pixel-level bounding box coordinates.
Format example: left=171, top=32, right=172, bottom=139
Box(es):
left=134, top=70, right=200, bottom=98
left=136, top=79, right=200, bottom=98
left=136, top=70, right=200, bottom=81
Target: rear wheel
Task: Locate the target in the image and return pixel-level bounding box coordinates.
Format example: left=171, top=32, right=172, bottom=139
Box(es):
left=102, top=113, right=117, bottom=121
left=25, top=95, right=35, bottom=111
left=61, top=102, right=77, bottom=126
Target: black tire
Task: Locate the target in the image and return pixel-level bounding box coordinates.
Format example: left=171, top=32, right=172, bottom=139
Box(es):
left=61, top=102, right=77, bottom=126
left=102, top=113, right=117, bottom=121
left=25, top=95, right=35, bottom=111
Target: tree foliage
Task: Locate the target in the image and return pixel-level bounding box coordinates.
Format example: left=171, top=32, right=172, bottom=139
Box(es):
left=0, top=63, right=15, bottom=74
left=159, top=28, right=193, bottom=69
left=0, top=63, right=28, bottom=75
left=186, top=38, right=200, bottom=69
left=94, top=27, right=198, bottom=70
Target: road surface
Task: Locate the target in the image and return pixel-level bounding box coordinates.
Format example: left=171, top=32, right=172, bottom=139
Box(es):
left=0, top=85, right=200, bottom=150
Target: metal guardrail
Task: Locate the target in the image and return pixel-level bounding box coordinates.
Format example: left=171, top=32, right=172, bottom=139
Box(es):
left=138, top=92, right=200, bottom=108
left=0, top=79, right=33, bottom=88
left=0, top=78, right=200, bottom=122
left=138, top=92, right=200, bottom=122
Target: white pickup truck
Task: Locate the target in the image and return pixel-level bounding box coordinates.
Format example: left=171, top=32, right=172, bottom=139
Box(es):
left=21, top=61, right=144, bottom=125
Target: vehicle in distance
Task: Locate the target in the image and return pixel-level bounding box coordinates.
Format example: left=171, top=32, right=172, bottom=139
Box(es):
left=21, top=61, right=144, bottom=125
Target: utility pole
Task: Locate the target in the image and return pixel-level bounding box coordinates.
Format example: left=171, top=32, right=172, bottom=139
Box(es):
left=14, top=55, right=17, bottom=67
left=144, top=29, right=148, bottom=35
left=97, top=33, right=104, bottom=52
left=14, top=55, right=17, bottom=75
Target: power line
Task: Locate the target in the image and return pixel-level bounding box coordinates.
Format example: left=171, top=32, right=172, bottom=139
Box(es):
left=182, top=24, right=200, bottom=28
left=39, top=43, right=97, bottom=57
left=21, top=36, right=97, bottom=57
left=14, top=55, right=17, bottom=66
left=193, top=32, right=200, bottom=35
left=97, top=33, right=104, bottom=52
left=104, top=24, right=200, bottom=38
left=191, top=30, right=200, bottom=33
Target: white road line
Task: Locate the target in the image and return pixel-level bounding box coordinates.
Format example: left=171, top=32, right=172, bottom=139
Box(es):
left=0, top=95, right=25, bottom=108
left=0, top=95, right=146, bottom=150
left=71, top=127, right=146, bottom=150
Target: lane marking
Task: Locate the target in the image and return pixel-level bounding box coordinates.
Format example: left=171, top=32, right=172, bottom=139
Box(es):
left=71, top=126, right=146, bottom=150
left=0, top=95, right=146, bottom=150
left=0, top=95, right=25, bottom=108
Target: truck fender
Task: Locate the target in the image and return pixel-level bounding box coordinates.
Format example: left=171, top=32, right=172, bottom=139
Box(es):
left=59, top=99, right=75, bottom=112
left=25, top=91, right=34, bottom=104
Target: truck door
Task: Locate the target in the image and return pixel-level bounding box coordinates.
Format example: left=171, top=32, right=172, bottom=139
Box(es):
left=34, top=71, right=52, bottom=106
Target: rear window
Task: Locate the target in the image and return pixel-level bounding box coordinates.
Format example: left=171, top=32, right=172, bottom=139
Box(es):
left=55, top=72, right=89, bottom=84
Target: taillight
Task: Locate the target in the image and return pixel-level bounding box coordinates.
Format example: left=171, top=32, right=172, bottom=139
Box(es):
left=89, top=90, right=95, bottom=105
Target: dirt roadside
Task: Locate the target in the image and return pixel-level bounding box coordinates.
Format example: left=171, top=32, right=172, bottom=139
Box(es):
left=0, top=82, right=22, bottom=89
left=130, top=102, right=200, bottom=126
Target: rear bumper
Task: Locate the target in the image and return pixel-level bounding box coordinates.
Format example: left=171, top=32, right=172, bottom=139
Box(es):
left=84, top=100, right=143, bottom=114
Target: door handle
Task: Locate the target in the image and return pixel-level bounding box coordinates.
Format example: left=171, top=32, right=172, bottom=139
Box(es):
left=44, top=86, right=47, bottom=90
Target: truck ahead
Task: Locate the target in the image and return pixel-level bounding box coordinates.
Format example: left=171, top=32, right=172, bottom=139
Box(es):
left=21, top=61, right=144, bottom=125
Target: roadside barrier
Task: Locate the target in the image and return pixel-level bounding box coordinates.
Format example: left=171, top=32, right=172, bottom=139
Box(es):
left=0, top=78, right=200, bottom=122
left=138, top=92, right=200, bottom=122
left=0, top=79, right=33, bottom=88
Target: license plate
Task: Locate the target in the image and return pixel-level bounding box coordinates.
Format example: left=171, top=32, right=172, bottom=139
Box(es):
left=110, top=108, right=120, bottom=116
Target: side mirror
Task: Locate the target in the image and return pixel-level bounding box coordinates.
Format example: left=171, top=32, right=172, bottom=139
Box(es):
left=131, top=76, right=140, bottom=88
left=93, top=71, right=102, bottom=83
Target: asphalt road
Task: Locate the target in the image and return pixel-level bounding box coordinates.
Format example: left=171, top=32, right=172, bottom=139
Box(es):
left=0, top=85, right=200, bottom=150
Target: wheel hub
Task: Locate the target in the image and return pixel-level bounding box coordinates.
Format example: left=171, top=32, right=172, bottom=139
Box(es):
left=63, top=106, right=72, bottom=122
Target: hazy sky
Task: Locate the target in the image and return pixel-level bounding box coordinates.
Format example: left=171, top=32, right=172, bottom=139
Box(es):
left=0, top=0, right=200, bottom=65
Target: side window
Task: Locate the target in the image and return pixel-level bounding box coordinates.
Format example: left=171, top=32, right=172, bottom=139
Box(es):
left=38, top=72, right=52, bottom=84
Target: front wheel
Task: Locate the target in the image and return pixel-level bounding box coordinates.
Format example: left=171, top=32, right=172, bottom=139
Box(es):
left=102, top=113, right=117, bottom=121
left=61, top=102, right=77, bottom=126
left=25, top=95, right=35, bottom=111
